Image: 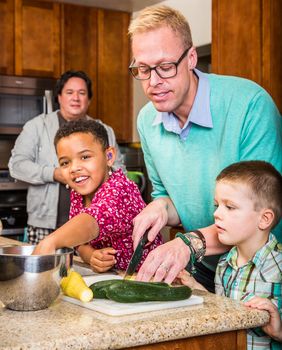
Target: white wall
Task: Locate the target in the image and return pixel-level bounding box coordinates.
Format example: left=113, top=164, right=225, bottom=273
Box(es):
left=132, top=0, right=211, bottom=141
left=161, top=0, right=211, bottom=46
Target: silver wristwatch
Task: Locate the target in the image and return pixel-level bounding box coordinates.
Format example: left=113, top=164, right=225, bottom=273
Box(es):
left=184, top=230, right=206, bottom=262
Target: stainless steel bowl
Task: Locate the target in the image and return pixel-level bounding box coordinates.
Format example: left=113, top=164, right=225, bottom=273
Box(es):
left=0, top=245, right=73, bottom=311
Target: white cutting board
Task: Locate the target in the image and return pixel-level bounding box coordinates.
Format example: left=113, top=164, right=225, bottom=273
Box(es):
left=62, top=275, right=204, bottom=316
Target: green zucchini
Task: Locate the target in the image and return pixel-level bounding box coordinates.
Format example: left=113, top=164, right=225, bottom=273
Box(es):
left=89, top=279, right=169, bottom=299
left=89, top=279, right=123, bottom=298
left=106, top=280, right=192, bottom=303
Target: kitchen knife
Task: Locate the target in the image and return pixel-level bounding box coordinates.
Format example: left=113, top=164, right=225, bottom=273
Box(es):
left=124, top=230, right=149, bottom=279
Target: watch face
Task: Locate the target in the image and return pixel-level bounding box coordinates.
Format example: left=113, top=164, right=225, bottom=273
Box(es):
left=193, top=230, right=206, bottom=249
left=196, top=252, right=205, bottom=262
left=189, top=235, right=206, bottom=262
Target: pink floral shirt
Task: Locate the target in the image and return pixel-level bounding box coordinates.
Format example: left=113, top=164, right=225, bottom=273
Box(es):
left=69, top=169, right=163, bottom=270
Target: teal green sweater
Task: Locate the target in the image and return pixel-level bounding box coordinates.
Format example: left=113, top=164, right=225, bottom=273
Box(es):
left=137, top=74, right=282, bottom=242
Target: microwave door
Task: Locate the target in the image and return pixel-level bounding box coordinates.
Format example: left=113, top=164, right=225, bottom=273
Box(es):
left=44, top=90, right=54, bottom=114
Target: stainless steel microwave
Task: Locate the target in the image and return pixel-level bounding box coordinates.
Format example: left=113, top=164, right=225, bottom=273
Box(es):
left=0, top=75, right=56, bottom=135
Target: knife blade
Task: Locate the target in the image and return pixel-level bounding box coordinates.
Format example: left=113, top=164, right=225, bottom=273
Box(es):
left=124, top=230, right=149, bottom=279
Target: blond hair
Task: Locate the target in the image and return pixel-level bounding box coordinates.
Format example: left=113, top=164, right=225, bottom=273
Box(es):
left=128, top=5, right=193, bottom=49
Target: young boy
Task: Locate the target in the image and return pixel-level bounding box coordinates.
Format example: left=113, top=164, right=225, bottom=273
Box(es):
left=180, top=160, right=282, bottom=349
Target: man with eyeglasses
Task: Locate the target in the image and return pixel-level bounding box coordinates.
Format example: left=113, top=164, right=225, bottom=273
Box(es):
left=129, top=5, right=282, bottom=292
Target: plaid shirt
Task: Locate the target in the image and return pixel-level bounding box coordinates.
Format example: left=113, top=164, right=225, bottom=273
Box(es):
left=215, top=233, right=282, bottom=350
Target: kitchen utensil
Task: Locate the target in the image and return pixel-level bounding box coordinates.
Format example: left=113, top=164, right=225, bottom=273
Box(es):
left=0, top=245, right=73, bottom=311
left=124, top=230, right=149, bottom=279
left=63, top=275, right=204, bottom=316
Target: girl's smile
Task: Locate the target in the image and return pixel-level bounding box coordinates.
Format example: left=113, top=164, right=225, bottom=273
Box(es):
left=73, top=175, right=89, bottom=184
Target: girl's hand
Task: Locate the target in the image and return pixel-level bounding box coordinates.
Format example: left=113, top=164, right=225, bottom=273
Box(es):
left=32, top=238, right=56, bottom=255
left=244, top=296, right=282, bottom=342
left=89, top=247, right=116, bottom=273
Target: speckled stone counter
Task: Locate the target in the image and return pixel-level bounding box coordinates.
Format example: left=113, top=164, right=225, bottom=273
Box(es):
left=0, top=237, right=269, bottom=350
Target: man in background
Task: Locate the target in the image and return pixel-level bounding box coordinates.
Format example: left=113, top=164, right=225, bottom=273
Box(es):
left=9, top=70, right=125, bottom=244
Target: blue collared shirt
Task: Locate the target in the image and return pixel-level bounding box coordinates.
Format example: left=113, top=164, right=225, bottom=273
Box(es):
left=152, top=69, right=213, bottom=140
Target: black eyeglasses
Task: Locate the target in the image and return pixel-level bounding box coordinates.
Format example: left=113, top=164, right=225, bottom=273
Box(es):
left=129, top=47, right=191, bottom=80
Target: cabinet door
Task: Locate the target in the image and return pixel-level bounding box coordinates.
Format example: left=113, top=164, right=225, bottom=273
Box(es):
left=97, top=9, right=132, bottom=143
left=61, top=3, right=98, bottom=118
left=15, top=0, right=61, bottom=77
left=212, top=0, right=262, bottom=84
left=212, top=0, right=282, bottom=112
left=0, top=0, right=14, bottom=75
left=262, top=0, right=282, bottom=112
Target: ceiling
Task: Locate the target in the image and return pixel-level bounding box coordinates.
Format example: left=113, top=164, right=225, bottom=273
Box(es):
left=56, top=0, right=163, bottom=12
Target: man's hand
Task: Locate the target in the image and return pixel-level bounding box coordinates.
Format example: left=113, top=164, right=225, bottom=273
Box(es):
left=132, top=198, right=174, bottom=250
left=135, top=237, right=191, bottom=284
left=89, top=247, right=116, bottom=273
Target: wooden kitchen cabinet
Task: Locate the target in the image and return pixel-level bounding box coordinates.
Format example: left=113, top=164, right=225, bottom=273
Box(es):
left=127, top=329, right=247, bottom=350
left=61, top=3, right=98, bottom=118
left=0, top=0, right=15, bottom=75
left=1, top=0, right=133, bottom=141
left=97, top=9, right=132, bottom=142
left=212, top=0, right=282, bottom=112
left=61, top=5, right=132, bottom=142
left=15, top=0, right=61, bottom=77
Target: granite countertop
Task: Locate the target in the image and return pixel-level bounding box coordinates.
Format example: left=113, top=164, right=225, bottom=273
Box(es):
left=0, top=237, right=269, bottom=350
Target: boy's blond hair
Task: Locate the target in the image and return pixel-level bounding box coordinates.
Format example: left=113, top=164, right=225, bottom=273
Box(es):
left=216, top=160, right=282, bottom=229
left=128, top=5, right=193, bottom=49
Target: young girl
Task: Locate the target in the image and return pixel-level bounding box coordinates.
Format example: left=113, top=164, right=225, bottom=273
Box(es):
left=34, top=119, right=163, bottom=272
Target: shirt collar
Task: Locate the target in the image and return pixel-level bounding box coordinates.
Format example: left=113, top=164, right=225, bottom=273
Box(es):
left=219, top=233, right=278, bottom=269
left=152, top=69, right=213, bottom=129
left=252, top=233, right=278, bottom=266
